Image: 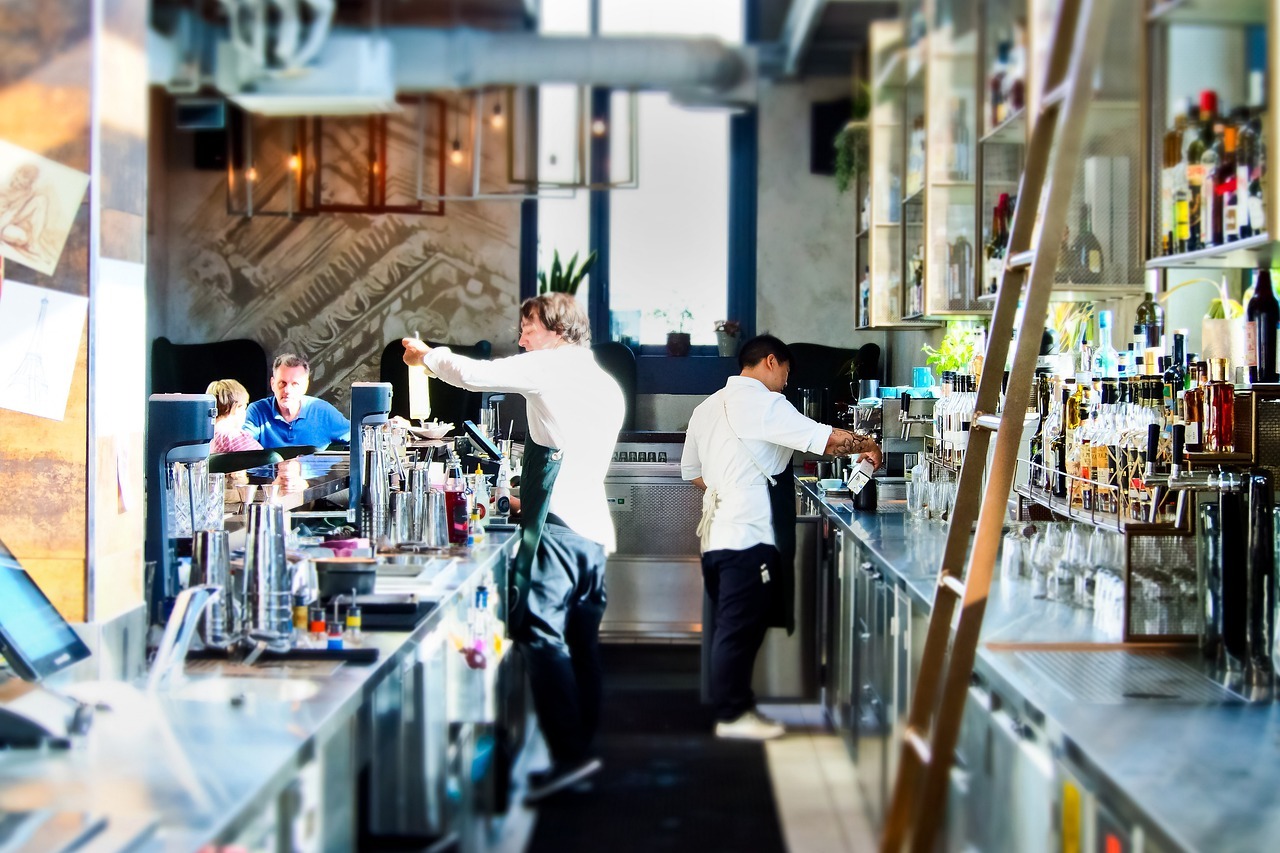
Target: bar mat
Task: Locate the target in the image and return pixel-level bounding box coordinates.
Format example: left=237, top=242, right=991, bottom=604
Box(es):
left=187, top=646, right=380, bottom=664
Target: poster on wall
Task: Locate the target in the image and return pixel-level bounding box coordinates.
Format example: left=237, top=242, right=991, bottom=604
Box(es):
left=0, top=139, right=90, bottom=276
left=0, top=279, right=88, bottom=420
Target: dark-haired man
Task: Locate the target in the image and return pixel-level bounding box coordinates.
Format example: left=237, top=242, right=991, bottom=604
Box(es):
left=682, top=335, right=880, bottom=739
left=402, top=293, right=624, bottom=803
left=244, top=353, right=351, bottom=449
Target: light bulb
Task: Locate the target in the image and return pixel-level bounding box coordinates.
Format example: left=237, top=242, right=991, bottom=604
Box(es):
left=246, top=167, right=258, bottom=182
left=491, top=104, right=505, bottom=130
left=591, top=118, right=607, bottom=137
left=450, top=140, right=463, bottom=166
left=288, top=154, right=300, bottom=172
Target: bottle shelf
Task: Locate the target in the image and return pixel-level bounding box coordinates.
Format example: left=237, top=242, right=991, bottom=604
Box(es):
left=1014, top=459, right=1187, bottom=535
left=1145, top=233, right=1276, bottom=271
left=979, top=108, right=1027, bottom=145
left=1147, top=0, right=1270, bottom=25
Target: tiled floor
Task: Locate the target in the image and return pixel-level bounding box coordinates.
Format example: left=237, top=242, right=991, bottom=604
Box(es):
left=760, top=703, right=878, bottom=853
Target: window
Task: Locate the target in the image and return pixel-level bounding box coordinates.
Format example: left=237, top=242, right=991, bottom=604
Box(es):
left=600, top=0, right=742, bottom=347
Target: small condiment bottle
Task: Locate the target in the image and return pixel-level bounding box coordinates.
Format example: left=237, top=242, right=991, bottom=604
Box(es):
left=292, top=593, right=309, bottom=632
left=309, top=603, right=327, bottom=640
left=345, top=589, right=363, bottom=641
left=327, top=618, right=344, bottom=650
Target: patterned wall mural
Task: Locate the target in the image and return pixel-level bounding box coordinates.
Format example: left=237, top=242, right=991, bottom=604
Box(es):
left=157, top=100, right=522, bottom=414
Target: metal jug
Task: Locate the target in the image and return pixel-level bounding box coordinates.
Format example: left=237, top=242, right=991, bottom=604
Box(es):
left=244, top=503, right=292, bottom=650
left=191, top=530, right=237, bottom=648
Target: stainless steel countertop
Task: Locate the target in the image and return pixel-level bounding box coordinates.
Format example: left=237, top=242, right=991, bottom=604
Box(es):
left=802, top=480, right=1275, bottom=853
left=0, top=532, right=516, bottom=853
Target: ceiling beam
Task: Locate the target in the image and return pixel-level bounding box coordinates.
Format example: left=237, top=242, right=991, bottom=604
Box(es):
left=780, top=0, right=829, bottom=77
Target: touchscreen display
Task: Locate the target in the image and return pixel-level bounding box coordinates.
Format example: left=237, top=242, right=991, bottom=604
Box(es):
left=0, top=539, right=91, bottom=681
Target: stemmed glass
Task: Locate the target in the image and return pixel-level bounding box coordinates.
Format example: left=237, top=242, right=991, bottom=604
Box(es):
left=1028, top=524, right=1065, bottom=599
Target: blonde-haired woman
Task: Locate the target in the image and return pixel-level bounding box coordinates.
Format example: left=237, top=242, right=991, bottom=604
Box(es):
left=206, top=379, right=263, bottom=454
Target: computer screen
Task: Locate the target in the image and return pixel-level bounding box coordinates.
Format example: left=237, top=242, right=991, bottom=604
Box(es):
left=0, top=538, right=91, bottom=682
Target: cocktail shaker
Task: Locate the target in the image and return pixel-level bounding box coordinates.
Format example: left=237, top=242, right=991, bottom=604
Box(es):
left=245, top=503, right=292, bottom=650
left=191, top=530, right=237, bottom=648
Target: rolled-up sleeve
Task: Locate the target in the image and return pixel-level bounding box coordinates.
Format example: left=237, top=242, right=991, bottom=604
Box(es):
left=746, top=394, right=832, bottom=455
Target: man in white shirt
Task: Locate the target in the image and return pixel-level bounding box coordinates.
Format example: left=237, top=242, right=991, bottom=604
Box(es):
left=683, top=335, right=880, bottom=740
left=402, top=293, right=624, bottom=802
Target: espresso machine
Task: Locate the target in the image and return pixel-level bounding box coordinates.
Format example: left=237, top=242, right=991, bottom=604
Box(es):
left=145, top=393, right=216, bottom=626
left=349, top=382, right=393, bottom=524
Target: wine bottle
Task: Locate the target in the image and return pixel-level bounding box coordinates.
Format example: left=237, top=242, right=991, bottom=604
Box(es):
left=985, top=201, right=1004, bottom=296
left=1185, top=91, right=1218, bottom=250
left=1134, top=279, right=1165, bottom=349
left=1246, top=268, right=1279, bottom=384
left=1070, top=204, right=1104, bottom=284
left=1237, top=71, right=1265, bottom=239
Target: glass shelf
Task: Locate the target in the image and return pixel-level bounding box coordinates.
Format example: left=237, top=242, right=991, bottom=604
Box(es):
left=1147, top=0, right=1270, bottom=25
left=1145, top=234, right=1277, bottom=270
left=979, top=108, right=1027, bottom=145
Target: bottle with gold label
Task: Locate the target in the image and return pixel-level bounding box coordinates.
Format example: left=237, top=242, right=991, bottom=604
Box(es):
left=1204, top=358, right=1235, bottom=453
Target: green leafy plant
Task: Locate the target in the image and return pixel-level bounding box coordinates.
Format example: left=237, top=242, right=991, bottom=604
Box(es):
left=834, top=84, right=872, bottom=195
left=537, top=249, right=597, bottom=295
left=921, top=323, right=986, bottom=374
left=653, top=307, right=694, bottom=334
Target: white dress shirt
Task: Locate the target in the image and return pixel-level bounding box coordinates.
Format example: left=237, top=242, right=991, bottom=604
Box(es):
left=425, top=345, right=625, bottom=554
left=682, top=376, right=832, bottom=553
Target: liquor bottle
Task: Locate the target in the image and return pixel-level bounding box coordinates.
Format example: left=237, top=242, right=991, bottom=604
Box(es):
left=1237, top=71, right=1265, bottom=239
left=990, top=40, right=1010, bottom=128
left=1199, top=122, right=1225, bottom=248
left=1070, top=203, right=1104, bottom=284
left=1134, top=279, right=1165, bottom=348
left=1185, top=91, right=1218, bottom=250
left=1162, top=103, right=1189, bottom=254
left=1204, top=358, right=1235, bottom=453
left=858, top=267, right=871, bottom=327
left=951, top=232, right=973, bottom=302
left=985, top=199, right=1006, bottom=296
left=1031, top=371, right=1051, bottom=489
left=951, top=98, right=971, bottom=181
left=1164, top=331, right=1187, bottom=406
left=1183, top=361, right=1206, bottom=453
left=1246, top=268, right=1279, bottom=383
left=1092, top=310, right=1119, bottom=379
left=1053, top=387, right=1069, bottom=499
left=1219, top=118, right=1242, bottom=242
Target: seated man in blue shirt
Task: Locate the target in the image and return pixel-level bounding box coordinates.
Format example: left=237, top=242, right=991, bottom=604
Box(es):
left=244, top=353, right=351, bottom=449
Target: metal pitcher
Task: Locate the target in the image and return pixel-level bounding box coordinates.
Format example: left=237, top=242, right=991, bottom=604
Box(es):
left=244, top=503, right=292, bottom=650
left=191, top=530, right=238, bottom=648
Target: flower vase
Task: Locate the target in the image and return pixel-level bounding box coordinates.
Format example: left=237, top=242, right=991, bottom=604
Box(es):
left=715, top=330, right=739, bottom=357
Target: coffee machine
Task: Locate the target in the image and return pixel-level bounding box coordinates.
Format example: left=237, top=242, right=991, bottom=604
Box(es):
left=349, top=382, right=392, bottom=523
left=145, top=394, right=216, bottom=626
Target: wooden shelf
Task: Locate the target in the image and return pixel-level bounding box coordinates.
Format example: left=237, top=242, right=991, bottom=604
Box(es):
left=1145, top=233, right=1277, bottom=270
left=1147, top=0, right=1269, bottom=25
left=979, top=108, right=1027, bottom=145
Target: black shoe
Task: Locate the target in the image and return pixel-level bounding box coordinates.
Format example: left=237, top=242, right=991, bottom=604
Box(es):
left=523, top=757, right=603, bottom=805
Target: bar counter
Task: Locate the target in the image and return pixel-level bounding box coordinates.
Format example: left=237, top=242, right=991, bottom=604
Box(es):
left=805, top=480, right=1278, bottom=853
left=0, top=530, right=517, bottom=852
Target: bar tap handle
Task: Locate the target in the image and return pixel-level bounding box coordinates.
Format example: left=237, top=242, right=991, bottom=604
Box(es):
left=1145, top=423, right=1160, bottom=479
left=900, top=393, right=912, bottom=440
left=1170, top=424, right=1185, bottom=478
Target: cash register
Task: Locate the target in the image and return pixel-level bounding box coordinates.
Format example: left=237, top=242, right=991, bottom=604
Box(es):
left=0, top=537, right=94, bottom=748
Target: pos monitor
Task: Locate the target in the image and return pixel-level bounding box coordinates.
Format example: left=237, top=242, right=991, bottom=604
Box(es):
left=0, top=538, right=91, bottom=682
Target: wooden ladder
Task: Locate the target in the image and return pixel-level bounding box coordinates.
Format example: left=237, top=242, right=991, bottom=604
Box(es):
left=880, top=0, right=1114, bottom=850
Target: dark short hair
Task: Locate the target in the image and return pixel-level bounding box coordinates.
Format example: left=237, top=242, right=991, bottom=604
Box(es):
left=519, top=293, right=591, bottom=346
left=738, top=335, right=792, bottom=370
left=272, top=353, right=310, bottom=374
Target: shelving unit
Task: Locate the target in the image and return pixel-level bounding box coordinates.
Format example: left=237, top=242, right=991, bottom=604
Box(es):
left=1143, top=0, right=1277, bottom=277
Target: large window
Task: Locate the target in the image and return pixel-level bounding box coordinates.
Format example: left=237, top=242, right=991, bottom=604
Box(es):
left=601, top=0, right=742, bottom=346
left=535, top=0, right=745, bottom=351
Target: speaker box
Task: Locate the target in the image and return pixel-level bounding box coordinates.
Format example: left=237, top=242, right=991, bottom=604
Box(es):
left=810, top=97, right=853, bottom=176
left=192, top=130, right=227, bottom=171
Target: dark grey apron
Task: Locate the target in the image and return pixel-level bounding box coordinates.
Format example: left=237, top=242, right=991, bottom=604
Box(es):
left=506, top=438, right=562, bottom=632
left=766, top=465, right=797, bottom=635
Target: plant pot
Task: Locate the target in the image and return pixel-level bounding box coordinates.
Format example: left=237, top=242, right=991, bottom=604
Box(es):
left=667, top=332, right=691, bottom=357
left=715, top=330, right=739, bottom=358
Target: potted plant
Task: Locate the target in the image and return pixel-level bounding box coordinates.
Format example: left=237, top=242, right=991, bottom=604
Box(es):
left=654, top=308, right=694, bottom=356
left=834, top=84, right=872, bottom=196
left=714, top=320, right=741, bottom=357
left=920, top=322, right=987, bottom=378
left=537, top=249, right=597, bottom=296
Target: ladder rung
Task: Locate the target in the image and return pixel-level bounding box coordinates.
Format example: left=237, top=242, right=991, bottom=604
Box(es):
left=1042, top=83, right=1069, bottom=111
left=974, top=414, right=1002, bottom=432
left=905, top=727, right=933, bottom=765
left=939, top=574, right=965, bottom=598
left=1007, top=250, right=1035, bottom=270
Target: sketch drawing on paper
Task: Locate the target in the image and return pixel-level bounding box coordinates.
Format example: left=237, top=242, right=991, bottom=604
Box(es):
left=0, top=140, right=90, bottom=276
left=7, top=296, right=49, bottom=408
left=0, top=280, right=88, bottom=421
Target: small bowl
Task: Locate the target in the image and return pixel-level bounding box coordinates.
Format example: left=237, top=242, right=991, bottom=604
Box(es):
left=410, top=422, right=453, bottom=440
left=819, top=478, right=845, bottom=491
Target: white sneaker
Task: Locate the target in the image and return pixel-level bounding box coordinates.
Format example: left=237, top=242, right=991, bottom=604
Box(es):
left=715, top=710, right=785, bottom=741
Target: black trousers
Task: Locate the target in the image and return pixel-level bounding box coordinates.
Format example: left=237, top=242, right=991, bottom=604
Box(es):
left=512, top=522, right=608, bottom=768
left=702, top=543, right=778, bottom=722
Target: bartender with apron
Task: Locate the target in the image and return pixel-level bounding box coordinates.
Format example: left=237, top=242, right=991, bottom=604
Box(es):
left=682, top=335, right=880, bottom=741
left=402, top=293, right=624, bottom=803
